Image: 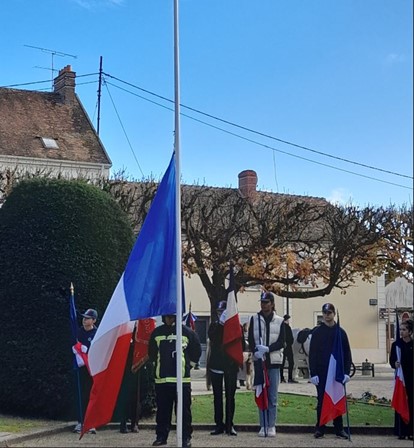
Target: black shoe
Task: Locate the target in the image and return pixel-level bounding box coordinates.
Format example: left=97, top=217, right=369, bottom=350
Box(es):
left=120, top=425, right=128, bottom=434
left=336, top=430, right=349, bottom=439
left=182, top=439, right=192, bottom=448
left=314, top=430, right=324, bottom=439
left=288, top=379, right=299, bottom=383
left=280, top=378, right=286, bottom=383
left=152, top=439, right=167, bottom=446
left=130, top=423, right=139, bottom=433
left=210, top=427, right=224, bottom=435
left=227, top=427, right=237, bottom=436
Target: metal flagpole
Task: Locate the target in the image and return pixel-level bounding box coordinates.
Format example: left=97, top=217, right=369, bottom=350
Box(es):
left=337, top=310, right=351, bottom=441
left=173, top=0, right=183, bottom=446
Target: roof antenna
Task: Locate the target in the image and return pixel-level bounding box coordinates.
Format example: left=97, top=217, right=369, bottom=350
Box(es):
left=24, top=44, right=77, bottom=89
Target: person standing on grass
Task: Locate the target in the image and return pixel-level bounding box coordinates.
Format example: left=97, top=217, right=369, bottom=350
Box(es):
left=208, top=300, right=243, bottom=436
left=309, top=303, right=352, bottom=440
left=389, top=318, right=413, bottom=440
left=248, top=291, right=285, bottom=438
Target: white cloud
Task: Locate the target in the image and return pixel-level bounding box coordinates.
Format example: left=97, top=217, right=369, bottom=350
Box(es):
left=326, top=188, right=353, bottom=205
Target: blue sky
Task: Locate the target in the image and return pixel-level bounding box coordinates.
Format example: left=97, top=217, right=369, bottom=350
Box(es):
left=2, top=0, right=412, bottom=207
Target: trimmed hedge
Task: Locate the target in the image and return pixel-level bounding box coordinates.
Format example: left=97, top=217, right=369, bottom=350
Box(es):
left=0, top=178, right=134, bottom=419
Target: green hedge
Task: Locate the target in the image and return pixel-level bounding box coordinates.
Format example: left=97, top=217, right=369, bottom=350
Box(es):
left=0, top=178, right=134, bottom=419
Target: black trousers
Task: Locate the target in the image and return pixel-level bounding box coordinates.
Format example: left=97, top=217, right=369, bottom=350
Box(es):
left=315, top=378, right=344, bottom=433
left=155, top=383, right=193, bottom=442
left=281, top=346, right=294, bottom=380
left=210, top=369, right=238, bottom=431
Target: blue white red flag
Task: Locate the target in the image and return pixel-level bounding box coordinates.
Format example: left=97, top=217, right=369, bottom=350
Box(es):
left=391, top=313, right=410, bottom=424
left=183, top=303, right=197, bottom=331
left=81, top=155, right=178, bottom=437
left=253, top=359, right=269, bottom=411
left=222, top=265, right=243, bottom=367
left=319, top=325, right=346, bottom=426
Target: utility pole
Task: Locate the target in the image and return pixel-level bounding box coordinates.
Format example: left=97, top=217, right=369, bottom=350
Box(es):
left=97, top=56, right=103, bottom=135
left=24, top=44, right=77, bottom=89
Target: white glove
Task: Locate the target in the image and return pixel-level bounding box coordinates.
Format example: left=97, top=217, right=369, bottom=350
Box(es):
left=253, top=352, right=261, bottom=361
left=256, top=345, right=269, bottom=353
left=310, top=375, right=319, bottom=386
left=342, top=374, right=350, bottom=384
left=219, top=310, right=227, bottom=325
left=81, top=344, right=88, bottom=353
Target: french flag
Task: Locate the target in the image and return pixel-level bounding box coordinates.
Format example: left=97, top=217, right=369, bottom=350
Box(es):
left=391, top=315, right=410, bottom=424
left=183, top=304, right=197, bottom=331
left=319, top=325, right=346, bottom=426
left=81, top=155, right=178, bottom=436
left=253, top=359, right=269, bottom=411
left=222, top=264, right=243, bottom=367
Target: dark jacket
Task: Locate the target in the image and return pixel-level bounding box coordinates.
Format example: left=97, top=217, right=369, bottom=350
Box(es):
left=309, top=322, right=352, bottom=378
left=148, top=323, right=201, bottom=385
left=208, top=321, right=244, bottom=372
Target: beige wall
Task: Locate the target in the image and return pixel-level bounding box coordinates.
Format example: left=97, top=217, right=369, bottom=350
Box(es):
left=184, top=273, right=388, bottom=364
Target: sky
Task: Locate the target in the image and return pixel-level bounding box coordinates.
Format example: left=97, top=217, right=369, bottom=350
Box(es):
left=1, top=0, right=412, bottom=207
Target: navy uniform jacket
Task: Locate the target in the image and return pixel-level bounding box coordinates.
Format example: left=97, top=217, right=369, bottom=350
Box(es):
left=309, top=323, right=352, bottom=380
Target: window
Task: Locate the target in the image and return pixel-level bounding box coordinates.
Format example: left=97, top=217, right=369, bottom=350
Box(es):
left=41, top=137, right=59, bottom=149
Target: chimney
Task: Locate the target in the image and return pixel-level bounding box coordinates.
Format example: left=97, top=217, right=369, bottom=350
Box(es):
left=53, top=65, right=76, bottom=104
left=238, top=170, right=257, bottom=199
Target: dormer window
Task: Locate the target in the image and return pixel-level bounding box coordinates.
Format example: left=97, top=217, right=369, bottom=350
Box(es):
left=41, top=137, right=59, bottom=149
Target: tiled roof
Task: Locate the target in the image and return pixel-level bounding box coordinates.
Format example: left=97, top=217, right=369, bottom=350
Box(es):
left=0, top=87, right=111, bottom=165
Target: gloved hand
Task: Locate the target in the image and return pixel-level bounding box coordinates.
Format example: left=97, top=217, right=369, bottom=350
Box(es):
left=342, top=374, right=350, bottom=384
left=219, top=310, right=227, bottom=325
left=310, top=375, right=319, bottom=386
left=81, top=344, right=88, bottom=353
left=255, top=345, right=269, bottom=353
left=253, top=352, right=262, bottom=361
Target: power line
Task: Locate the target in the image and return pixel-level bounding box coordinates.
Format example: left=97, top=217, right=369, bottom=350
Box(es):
left=103, top=72, right=412, bottom=181
left=104, top=79, right=411, bottom=190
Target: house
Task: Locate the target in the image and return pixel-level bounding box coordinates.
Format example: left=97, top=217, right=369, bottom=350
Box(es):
left=0, top=65, right=111, bottom=198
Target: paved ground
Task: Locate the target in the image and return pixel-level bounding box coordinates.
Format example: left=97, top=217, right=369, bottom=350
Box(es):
left=1, top=364, right=406, bottom=448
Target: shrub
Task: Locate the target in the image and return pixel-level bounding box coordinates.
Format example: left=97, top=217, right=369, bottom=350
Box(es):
left=0, top=178, right=134, bottom=419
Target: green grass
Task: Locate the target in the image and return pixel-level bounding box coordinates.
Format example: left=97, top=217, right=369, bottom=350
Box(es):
left=0, top=415, right=53, bottom=433
left=191, top=392, right=394, bottom=426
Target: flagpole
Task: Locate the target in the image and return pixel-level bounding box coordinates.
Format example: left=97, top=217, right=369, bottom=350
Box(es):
left=70, top=283, right=83, bottom=427
left=337, top=310, right=351, bottom=442
left=173, top=0, right=183, bottom=446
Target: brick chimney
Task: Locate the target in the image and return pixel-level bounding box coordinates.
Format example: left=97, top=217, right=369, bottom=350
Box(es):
left=238, top=170, right=257, bottom=199
left=53, top=65, right=76, bottom=104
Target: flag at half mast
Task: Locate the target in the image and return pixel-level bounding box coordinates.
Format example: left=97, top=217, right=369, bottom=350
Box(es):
left=81, top=154, right=178, bottom=436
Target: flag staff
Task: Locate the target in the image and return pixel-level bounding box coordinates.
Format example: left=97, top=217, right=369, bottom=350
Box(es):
left=69, top=282, right=83, bottom=428
left=173, top=0, right=183, bottom=446
left=338, top=310, right=351, bottom=441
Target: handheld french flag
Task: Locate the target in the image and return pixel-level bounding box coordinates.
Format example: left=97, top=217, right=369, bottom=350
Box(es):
left=183, top=303, right=197, bottom=331
left=319, top=325, right=347, bottom=426
left=222, top=264, right=244, bottom=367
left=391, top=313, right=410, bottom=424
left=253, top=358, right=270, bottom=411
left=81, top=154, right=178, bottom=437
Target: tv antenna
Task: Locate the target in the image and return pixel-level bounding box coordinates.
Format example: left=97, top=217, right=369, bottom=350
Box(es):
left=24, top=44, right=77, bottom=88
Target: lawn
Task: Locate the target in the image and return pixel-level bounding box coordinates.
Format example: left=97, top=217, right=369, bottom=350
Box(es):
left=191, top=392, right=394, bottom=426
